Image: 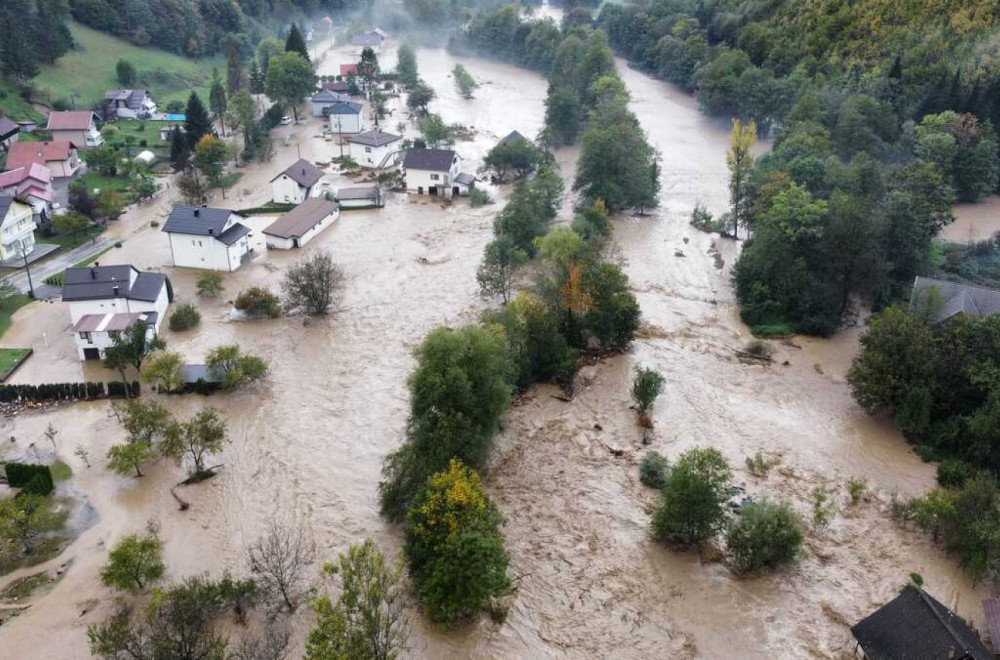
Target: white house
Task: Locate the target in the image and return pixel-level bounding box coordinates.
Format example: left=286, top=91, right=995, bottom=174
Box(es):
left=263, top=197, right=340, bottom=249
left=336, top=186, right=383, bottom=209
left=310, top=89, right=351, bottom=117
left=402, top=148, right=476, bottom=197
left=345, top=128, right=401, bottom=168
left=270, top=159, right=326, bottom=204
left=0, top=193, right=36, bottom=261
left=162, top=205, right=253, bottom=271
left=61, top=264, right=169, bottom=360
left=104, top=89, right=157, bottom=119
left=0, top=163, right=54, bottom=224
left=46, top=111, right=103, bottom=148
left=325, top=101, right=366, bottom=135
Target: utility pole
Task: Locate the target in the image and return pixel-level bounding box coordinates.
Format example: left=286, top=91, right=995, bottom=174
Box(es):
left=19, top=240, right=34, bottom=299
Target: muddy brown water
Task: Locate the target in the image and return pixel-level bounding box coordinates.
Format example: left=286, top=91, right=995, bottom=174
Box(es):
left=0, top=39, right=991, bottom=659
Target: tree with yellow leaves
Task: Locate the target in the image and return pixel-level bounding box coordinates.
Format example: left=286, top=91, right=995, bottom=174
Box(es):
left=726, top=118, right=757, bottom=238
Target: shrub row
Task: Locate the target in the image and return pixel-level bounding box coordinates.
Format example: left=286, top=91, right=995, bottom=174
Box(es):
left=0, top=380, right=139, bottom=403
left=5, top=463, right=54, bottom=496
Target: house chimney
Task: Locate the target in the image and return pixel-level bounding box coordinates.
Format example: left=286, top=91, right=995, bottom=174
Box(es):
left=193, top=208, right=200, bottom=217
left=112, top=285, right=120, bottom=297
left=208, top=227, right=214, bottom=235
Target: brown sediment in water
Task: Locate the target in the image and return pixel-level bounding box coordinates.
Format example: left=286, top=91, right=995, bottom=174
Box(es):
left=0, top=30, right=990, bottom=660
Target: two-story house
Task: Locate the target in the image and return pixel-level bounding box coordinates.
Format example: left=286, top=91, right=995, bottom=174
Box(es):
left=402, top=148, right=476, bottom=197
left=346, top=129, right=401, bottom=168
left=162, top=205, right=253, bottom=271
left=0, top=193, right=36, bottom=261
left=46, top=111, right=103, bottom=148
left=103, top=89, right=157, bottom=119
left=62, top=264, right=168, bottom=360
left=270, top=159, right=326, bottom=204
left=310, top=89, right=351, bottom=117
left=325, top=101, right=366, bottom=134
left=5, top=140, right=80, bottom=179
left=0, top=163, right=54, bottom=224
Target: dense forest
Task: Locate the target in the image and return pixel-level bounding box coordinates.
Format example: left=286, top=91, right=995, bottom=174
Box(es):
left=0, top=0, right=75, bottom=79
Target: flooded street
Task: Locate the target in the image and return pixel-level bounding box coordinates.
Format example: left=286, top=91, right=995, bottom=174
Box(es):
left=0, top=37, right=991, bottom=660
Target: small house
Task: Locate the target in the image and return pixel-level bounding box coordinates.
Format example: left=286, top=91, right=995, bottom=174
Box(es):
left=5, top=141, right=80, bottom=179
left=310, top=89, right=351, bottom=117
left=851, top=587, right=991, bottom=659
left=0, top=163, right=54, bottom=224
left=263, top=197, right=340, bottom=249
left=45, top=111, right=103, bottom=148
left=350, top=33, right=383, bottom=53
left=340, top=63, right=358, bottom=77
left=72, top=312, right=160, bottom=361
left=323, top=80, right=351, bottom=95
left=368, top=27, right=388, bottom=39
left=336, top=186, right=383, bottom=209
left=910, top=276, right=1000, bottom=324
left=402, top=148, right=476, bottom=197
left=270, top=159, right=326, bottom=204
left=345, top=128, right=401, bottom=168
left=0, top=115, right=20, bottom=151
left=162, top=205, right=253, bottom=271
left=104, top=89, right=157, bottom=119
left=325, top=101, right=366, bottom=134
left=0, top=193, right=37, bottom=261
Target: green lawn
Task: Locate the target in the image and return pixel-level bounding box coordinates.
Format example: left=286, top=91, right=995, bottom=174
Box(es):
left=0, top=347, right=31, bottom=381
left=103, top=119, right=169, bottom=155
left=33, top=21, right=225, bottom=109
left=0, top=79, right=45, bottom=123
left=39, top=225, right=106, bottom=250
left=0, top=294, right=33, bottom=340
left=76, top=170, right=139, bottom=204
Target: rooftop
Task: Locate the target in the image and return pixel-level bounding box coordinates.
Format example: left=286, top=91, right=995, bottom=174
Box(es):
left=497, top=130, right=529, bottom=146
left=271, top=159, right=325, bottom=188
left=162, top=205, right=238, bottom=237
left=5, top=141, right=74, bottom=169
left=323, top=80, right=350, bottom=93
left=323, top=101, right=363, bottom=116
left=46, top=111, right=97, bottom=131
left=346, top=128, right=401, bottom=147
left=0, top=163, right=52, bottom=188
left=62, top=265, right=166, bottom=303
left=263, top=197, right=340, bottom=239
left=911, top=276, right=1000, bottom=324
left=851, top=587, right=991, bottom=660
left=311, top=89, right=350, bottom=104
left=403, top=148, right=458, bottom=172
left=340, top=63, right=358, bottom=76
left=336, top=186, right=380, bottom=200
left=72, top=311, right=158, bottom=333
left=351, top=33, right=383, bottom=47
left=0, top=115, right=19, bottom=137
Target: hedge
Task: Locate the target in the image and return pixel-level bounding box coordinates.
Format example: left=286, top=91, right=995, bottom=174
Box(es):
left=0, top=380, right=139, bottom=403
left=5, top=463, right=54, bottom=496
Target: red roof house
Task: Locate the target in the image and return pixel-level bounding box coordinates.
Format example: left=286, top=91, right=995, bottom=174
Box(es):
left=340, top=63, right=358, bottom=76
left=5, top=140, right=80, bottom=178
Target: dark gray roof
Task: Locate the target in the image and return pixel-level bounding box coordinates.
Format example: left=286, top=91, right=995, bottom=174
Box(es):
left=336, top=186, right=380, bottom=200
left=851, top=588, right=991, bottom=660
left=403, top=148, right=457, bottom=172
left=264, top=197, right=339, bottom=239
left=911, top=276, right=1000, bottom=324
left=217, top=223, right=251, bottom=246
left=311, top=89, right=349, bottom=104
left=271, top=159, right=325, bottom=188
left=62, top=264, right=167, bottom=302
left=350, top=34, right=382, bottom=47
left=0, top=193, right=12, bottom=219
left=498, top=130, right=528, bottom=146
left=162, top=205, right=238, bottom=237
left=323, top=80, right=350, bottom=93
left=322, top=101, right=363, bottom=116
left=455, top=172, right=476, bottom=186
left=0, top=116, right=19, bottom=138
left=346, top=129, right=401, bottom=147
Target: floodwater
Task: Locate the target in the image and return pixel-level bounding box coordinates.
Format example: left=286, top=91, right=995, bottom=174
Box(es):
left=946, top=195, right=1000, bottom=243
left=0, top=37, right=992, bottom=660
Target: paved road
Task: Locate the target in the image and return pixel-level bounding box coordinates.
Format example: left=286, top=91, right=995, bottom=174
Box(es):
left=4, top=236, right=118, bottom=295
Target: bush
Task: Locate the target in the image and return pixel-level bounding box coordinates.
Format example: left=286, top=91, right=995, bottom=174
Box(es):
left=168, top=304, right=200, bottom=331
left=404, top=459, right=509, bottom=623
left=639, top=451, right=669, bottom=489
left=5, top=463, right=54, bottom=496
left=725, top=499, right=804, bottom=573
left=470, top=188, right=492, bottom=207
left=196, top=272, right=224, bottom=297
left=234, top=287, right=281, bottom=318
left=937, top=459, right=976, bottom=488
left=744, top=339, right=772, bottom=358
left=652, top=447, right=731, bottom=545
left=100, top=529, right=165, bottom=591
left=631, top=367, right=665, bottom=416
left=205, top=344, right=268, bottom=391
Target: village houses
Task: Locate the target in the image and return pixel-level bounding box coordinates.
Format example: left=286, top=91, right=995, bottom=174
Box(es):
left=162, top=205, right=253, bottom=271
left=62, top=264, right=168, bottom=361
left=5, top=140, right=80, bottom=179
left=0, top=163, right=54, bottom=224
left=270, top=159, right=326, bottom=204
left=263, top=197, right=340, bottom=250
left=310, top=89, right=351, bottom=117
left=325, top=101, right=366, bottom=134
left=0, top=193, right=37, bottom=261
left=336, top=185, right=383, bottom=209
left=45, top=111, right=103, bottom=148
left=402, top=148, right=476, bottom=197
left=346, top=128, right=401, bottom=168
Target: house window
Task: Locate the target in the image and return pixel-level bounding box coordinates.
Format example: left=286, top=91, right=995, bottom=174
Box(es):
left=430, top=174, right=440, bottom=181
left=198, top=240, right=203, bottom=247
left=192, top=239, right=196, bottom=246
left=80, top=332, right=92, bottom=343
left=365, top=146, right=372, bottom=153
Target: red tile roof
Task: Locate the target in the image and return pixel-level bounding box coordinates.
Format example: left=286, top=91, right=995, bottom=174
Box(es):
left=5, top=141, right=74, bottom=169
left=340, top=63, right=358, bottom=76
left=46, top=111, right=96, bottom=131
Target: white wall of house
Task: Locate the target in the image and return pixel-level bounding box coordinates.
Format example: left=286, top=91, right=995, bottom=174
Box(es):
left=272, top=176, right=310, bottom=204
left=328, top=112, right=366, bottom=135
left=349, top=141, right=398, bottom=168
left=74, top=324, right=157, bottom=361
left=167, top=232, right=249, bottom=271
left=264, top=209, right=339, bottom=250
left=50, top=128, right=103, bottom=149
left=67, top=287, right=168, bottom=325
left=0, top=200, right=36, bottom=260
left=405, top=161, right=461, bottom=196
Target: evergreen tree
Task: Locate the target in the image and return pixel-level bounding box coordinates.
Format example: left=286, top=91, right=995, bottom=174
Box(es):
left=184, top=92, right=213, bottom=148
left=169, top=127, right=190, bottom=170
left=248, top=58, right=265, bottom=95
left=33, top=0, right=74, bottom=64
left=209, top=69, right=228, bottom=137
left=226, top=44, right=243, bottom=94
left=0, top=0, right=39, bottom=80
left=285, top=23, right=310, bottom=63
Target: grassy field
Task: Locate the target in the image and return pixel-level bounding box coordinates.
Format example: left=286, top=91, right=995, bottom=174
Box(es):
left=39, top=225, right=106, bottom=250
left=103, top=119, right=170, bottom=155
left=33, top=22, right=224, bottom=109
left=0, top=347, right=31, bottom=380
left=0, top=79, right=45, bottom=123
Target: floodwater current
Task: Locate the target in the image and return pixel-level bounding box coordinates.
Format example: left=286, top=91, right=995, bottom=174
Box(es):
left=0, top=32, right=993, bottom=660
